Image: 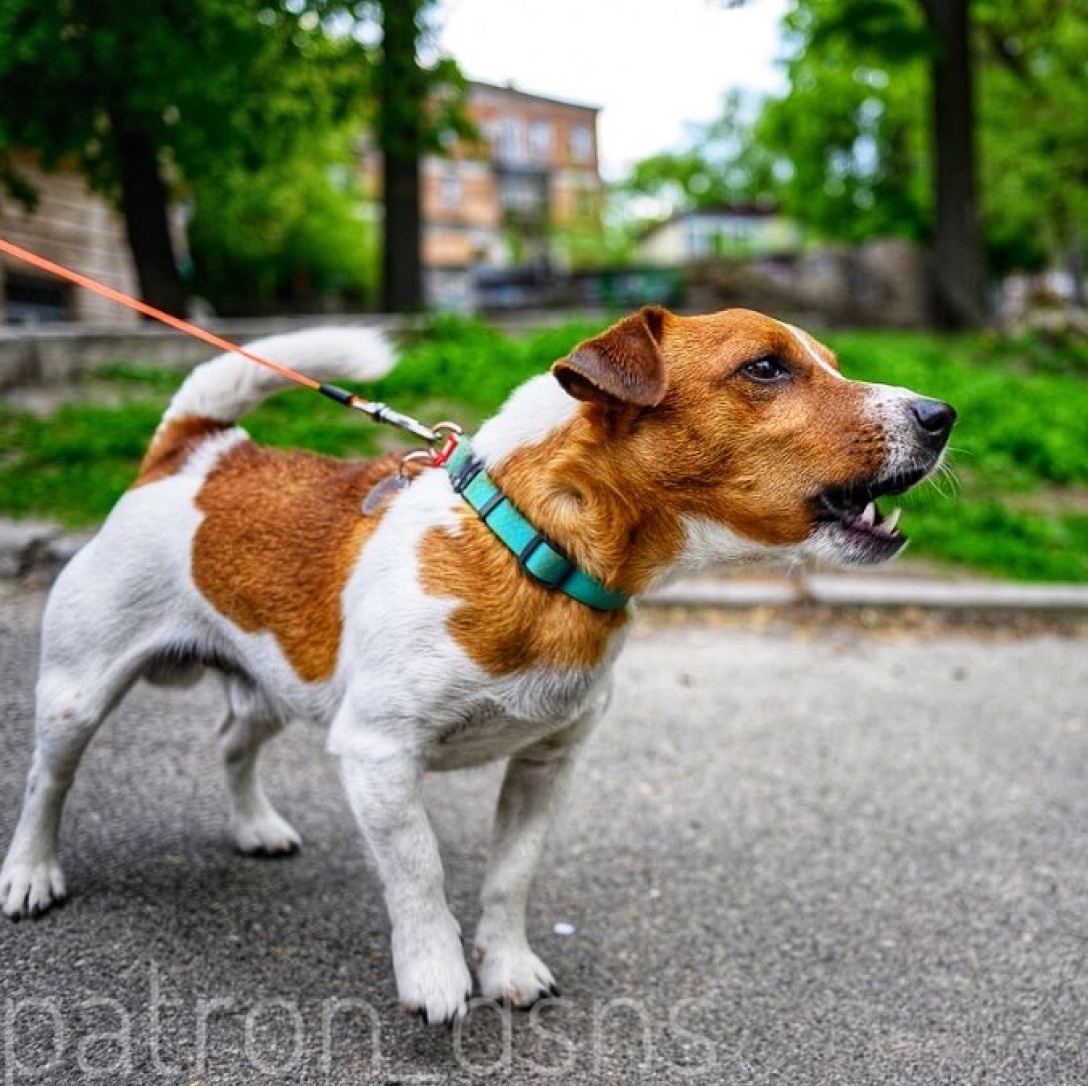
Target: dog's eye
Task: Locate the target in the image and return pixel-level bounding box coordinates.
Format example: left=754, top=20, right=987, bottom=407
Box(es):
left=741, top=357, right=791, bottom=383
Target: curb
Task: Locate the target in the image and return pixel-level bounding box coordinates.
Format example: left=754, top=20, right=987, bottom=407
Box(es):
left=645, top=573, right=1088, bottom=615
left=3, top=517, right=1088, bottom=616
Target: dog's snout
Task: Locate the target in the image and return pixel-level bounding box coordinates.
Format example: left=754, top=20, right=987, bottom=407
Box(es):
left=910, top=398, right=956, bottom=447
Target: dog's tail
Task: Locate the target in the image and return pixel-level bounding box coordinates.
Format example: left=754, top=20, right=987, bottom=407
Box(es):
left=161, top=326, right=396, bottom=425
left=135, top=326, right=396, bottom=486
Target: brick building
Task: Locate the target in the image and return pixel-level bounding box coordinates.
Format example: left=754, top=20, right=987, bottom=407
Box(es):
left=2, top=81, right=604, bottom=322
left=420, top=81, right=604, bottom=310
left=0, top=152, right=139, bottom=325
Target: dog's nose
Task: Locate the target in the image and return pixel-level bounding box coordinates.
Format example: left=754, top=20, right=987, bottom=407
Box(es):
left=910, top=398, right=956, bottom=447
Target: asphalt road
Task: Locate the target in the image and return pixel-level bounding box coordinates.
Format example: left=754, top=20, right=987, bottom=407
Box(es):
left=1, top=586, right=1086, bottom=1085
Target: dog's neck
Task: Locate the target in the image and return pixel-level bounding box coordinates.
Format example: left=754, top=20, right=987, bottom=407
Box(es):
left=472, top=377, right=681, bottom=598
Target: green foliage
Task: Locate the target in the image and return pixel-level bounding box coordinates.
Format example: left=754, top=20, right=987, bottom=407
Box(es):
left=0, top=317, right=608, bottom=526
left=1, top=322, right=1086, bottom=582
left=617, top=91, right=779, bottom=223
left=0, top=1, right=366, bottom=200
left=0, top=401, right=163, bottom=525
left=0, top=0, right=377, bottom=313
left=754, top=0, right=931, bottom=243
left=370, top=315, right=608, bottom=423
left=0, top=1, right=471, bottom=315
left=975, top=0, right=1088, bottom=277
left=187, top=129, right=379, bottom=314
left=826, top=328, right=1088, bottom=580
left=630, top=1, right=1088, bottom=280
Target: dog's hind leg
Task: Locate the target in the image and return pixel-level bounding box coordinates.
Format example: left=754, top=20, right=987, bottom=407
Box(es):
left=219, top=676, right=301, bottom=856
left=1, top=659, right=136, bottom=919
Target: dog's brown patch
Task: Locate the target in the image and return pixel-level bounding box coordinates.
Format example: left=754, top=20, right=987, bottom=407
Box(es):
left=134, top=416, right=232, bottom=487
left=192, top=443, right=403, bottom=682
left=420, top=511, right=629, bottom=677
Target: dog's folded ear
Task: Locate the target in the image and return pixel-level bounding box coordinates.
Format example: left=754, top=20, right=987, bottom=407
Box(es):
left=552, top=306, right=668, bottom=408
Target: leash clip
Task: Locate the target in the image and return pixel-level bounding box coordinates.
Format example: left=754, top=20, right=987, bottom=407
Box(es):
left=361, top=424, right=463, bottom=517
left=428, top=423, right=463, bottom=467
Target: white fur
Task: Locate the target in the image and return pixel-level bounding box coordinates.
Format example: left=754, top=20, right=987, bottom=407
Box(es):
left=163, top=326, right=395, bottom=423
left=661, top=515, right=808, bottom=586
left=472, top=373, right=578, bottom=469
left=865, top=382, right=941, bottom=479
left=782, top=321, right=845, bottom=381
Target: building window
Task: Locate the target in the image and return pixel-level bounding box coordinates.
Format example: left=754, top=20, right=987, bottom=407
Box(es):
left=568, top=124, right=593, bottom=163
left=492, top=115, right=524, bottom=162
left=3, top=273, right=70, bottom=324
left=499, top=173, right=546, bottom=214
left=438, top=172, right=463, bottom=209
left=529, top=120, right=553, bottom=161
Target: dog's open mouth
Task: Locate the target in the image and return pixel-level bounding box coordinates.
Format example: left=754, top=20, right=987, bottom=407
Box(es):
left=814, top=467, right=931, bottom=560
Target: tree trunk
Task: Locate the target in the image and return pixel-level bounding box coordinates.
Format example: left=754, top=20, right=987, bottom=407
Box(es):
left=921, top=0, right=988, bottom=329
left=380, top=144, right=424, bottom=313
left=378, top=0, right=425, bottom=313
left=112, top=124, right=187, bottom=317
left=1067, top=216, right=1085, bottom=308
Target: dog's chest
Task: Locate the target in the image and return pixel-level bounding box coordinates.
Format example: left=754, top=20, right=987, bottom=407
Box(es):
left=425, top=701, right=568, bottom=771
left=422, top=662, right=614, bottom=771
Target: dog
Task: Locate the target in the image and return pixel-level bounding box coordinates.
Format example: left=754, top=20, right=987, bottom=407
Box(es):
left=0, top=306, right=955, bottom=1025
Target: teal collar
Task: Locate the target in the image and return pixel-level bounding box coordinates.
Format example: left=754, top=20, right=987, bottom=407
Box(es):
left=444, top=436, right=630, bottom=612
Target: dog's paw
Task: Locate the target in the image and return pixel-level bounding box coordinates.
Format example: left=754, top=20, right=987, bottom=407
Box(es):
left=393, top=919, right=473, bottom=1028
left=231, top=810, right=302, bottom=857
left=0, top=859, right=67, bottom=920
left=474, top=943, right=560, bottom=1009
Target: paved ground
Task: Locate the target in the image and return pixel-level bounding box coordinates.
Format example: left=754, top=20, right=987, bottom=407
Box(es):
left=1, top=585, right=1086, bottom=1085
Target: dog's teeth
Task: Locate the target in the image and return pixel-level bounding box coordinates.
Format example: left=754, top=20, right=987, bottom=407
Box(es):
left=883, top=507, right=902, bottom=533
left=859, top=501, right=877, bottom=528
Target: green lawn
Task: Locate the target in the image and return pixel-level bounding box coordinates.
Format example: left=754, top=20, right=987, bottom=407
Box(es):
left=1, top=315, right=1086, bottom=582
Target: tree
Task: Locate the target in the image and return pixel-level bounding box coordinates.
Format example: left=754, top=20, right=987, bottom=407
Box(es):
left=619, top=91, right=778, bottom=222
left=0, top=1, right=369, bottom=315
left=714, top=0, right=1087, bottom=327
left=375, top=0, right=472, bottom=312
left=774, top=0, right=987, bottom=327
left=187, top=127, right=380, bottom=315
left=754, top=29, right=930, bottom=244
left=377, top=0, right=426, bottom=312
left=977, top=0, right=1088, bottom=301
left=918, top=0, right=987, bottom=328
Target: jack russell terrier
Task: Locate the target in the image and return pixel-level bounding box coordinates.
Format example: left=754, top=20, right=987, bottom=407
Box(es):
left=1, top=306, right=955, bottom=1025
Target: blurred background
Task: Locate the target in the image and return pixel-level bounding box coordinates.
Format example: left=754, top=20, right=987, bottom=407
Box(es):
left=1, top=0, right=1083, bottom=328
left=0, top=0, right=1086, bottom=582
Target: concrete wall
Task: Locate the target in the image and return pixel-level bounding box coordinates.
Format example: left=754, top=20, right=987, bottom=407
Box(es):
left=0, top=311, right=592, bottom=391
left=0, top=317, right=397, bottom=391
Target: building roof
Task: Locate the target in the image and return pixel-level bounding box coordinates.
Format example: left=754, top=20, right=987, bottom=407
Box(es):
left=469, top=80, right=601, bottom=115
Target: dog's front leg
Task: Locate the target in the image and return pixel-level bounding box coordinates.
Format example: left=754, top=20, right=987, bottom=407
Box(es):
left=340, top=745, right=472, bottom=1027
left=474, top=712, right=596, bottom=1007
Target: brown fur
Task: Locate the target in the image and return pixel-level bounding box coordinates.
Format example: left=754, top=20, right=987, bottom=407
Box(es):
left=420, top=511, right=629, bottom=677
left=191, top=442, right=403, bottom=682
left=134, top=417, right=232, bottom=488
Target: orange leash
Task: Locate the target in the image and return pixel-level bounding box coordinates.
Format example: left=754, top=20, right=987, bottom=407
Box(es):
left=0, top=236, right=452, bottom=444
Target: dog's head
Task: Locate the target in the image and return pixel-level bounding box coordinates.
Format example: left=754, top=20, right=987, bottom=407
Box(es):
left=535, top=305, right=954, bottom=582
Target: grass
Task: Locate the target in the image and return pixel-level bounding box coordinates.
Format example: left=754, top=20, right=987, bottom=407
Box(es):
left=0, top=315, right=1086, bottom=582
